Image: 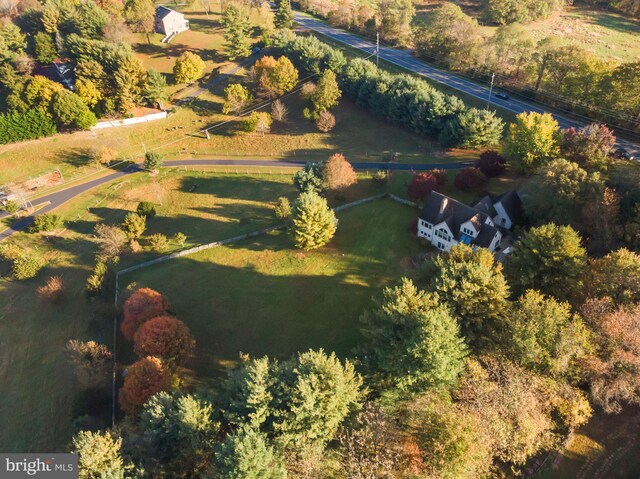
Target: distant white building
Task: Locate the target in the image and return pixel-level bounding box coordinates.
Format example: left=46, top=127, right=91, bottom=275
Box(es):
left=417, top=190, right=522, bottom=253
left=155, top=6, right=190, bottom=37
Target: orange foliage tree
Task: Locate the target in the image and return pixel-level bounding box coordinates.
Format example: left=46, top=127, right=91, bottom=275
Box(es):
left=121, top=288, right=170, bottom=340
left=119, top=356, right=170, bottom=412
left=322, top=153, right=357, bottom=192
left=133, top=315, right=195, bottom=364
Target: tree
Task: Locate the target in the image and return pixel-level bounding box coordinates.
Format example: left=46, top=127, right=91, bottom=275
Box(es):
left=124, top=0, right=154, bottom=34
left=274, top=197, right=292, bottom=222
left=454, top=167, right=489, bottom=193
left=37, top=275, right=65, bottom=304
left=315, top=111, right=335, bottom=132
left=586, top=248, right=640, bottom=305
left=524, top=159, right=604, bottom=226
left=141, top=392, right=218, bottom=477
left=271, top=99, right=288, bottom=122
left=94, top=224, right=128, bottom=258
left=149, top=233, right=169, bottom=252
left=243, top=111, right=272, bottom=135
left=360, top=278, right=468, bottom=391
left=256, top=56, right=298, bottom=97
left=509, top=290, right=589, bottom=376
left=145, top=69, right=168, bottom=109
left=30, top=213, right=64, bottom=232
left=425, top=243, right=510, bottom=341
left=119, top=356, right=171, bottom=411
left=173, top=51, right=205, bottom=84
left=144, top=151, right=164, bottom=171
left=505, top=223, right=587, bottom=301
left=122, top=212, right=146, bottom=239
left=221, top=3, right=252, bottom=60
left=293, top=161, right=324, bottom=194
left=581, top=299, right=640, bottom=413
left=221, top=356, right=274, bottom=429
left=51, top=90, right=97, bottom=129
left=222, top=83, right=252, bottom=115
left=33, top=32, right=57, bottom=63
left=439, top=108, right=504, bottom=148
left=214, top=428, right=286, bottom=479
left=272, top=349, right=363, bottom=451
left=311, top=69, right=341, bottom=113
left=274, top=0, right=294, bottom=29
left=504, top=112, right=560, bottom=174
left=133, top=315, right=195, bottom=364
left=477, top=150, right=507, bottom=177
left=291, top=190, right=338, bottom=250
left=75, top=79, right=102, bottom=109
left=406, top=172, right=440, bottom=201
left=71, top=430, right=125, bottom=479
left=561, top=123, right=616, bottom=170
left=377, top=0, right=415, bottom=45
left=24, top=75, right=63, bottom=111
left=322, top=153, right=356, bottom=192
left=121, top=287, right=171, bottom=340
left=66, top=340, right=112, bottom=388
left=114, top=56, right=147, bottom=113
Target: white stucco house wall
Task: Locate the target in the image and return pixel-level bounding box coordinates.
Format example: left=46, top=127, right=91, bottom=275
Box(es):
left=155, top=6, right=190, bottom=36
left=417, top=190, right=521, bottom=253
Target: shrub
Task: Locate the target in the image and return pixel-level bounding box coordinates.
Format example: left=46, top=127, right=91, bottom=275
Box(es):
left=37, top=276, right=65, bottom=304
left=122, top=212, right=146, bottom=239
left=133, top=315, right=195, bottom=363
left=121, top=288, right=171, bottom=341
left=407, top=172, right=438, bottom=202
left=94, top=224, right=128, bottom=258
left=2, top=200, right=19, bottom=214
left=173, top=232, right=187, bottom=247
left=271, top=99, right=288, bottom=122
left=275, top=197, right=292, bottom=221
left=144, top=152, right=163, bottom=172
left=454, top=167, right=489, bottom=192
left=149, top=233, right=169, bottom=253
left=477, top=150, right=507, bottom=177
left=432, top=168, right=448, bottom=187
left=243, top=111, right=272, bottom=135
left=85, top=256, right=118, bottom=298
left=12, top=250, right=45, bottom=280
left=136, top=201, right=157, bottom=218
left=93, top=146, right=118, bottom=165
left=316, top=111, right=336, bottom=132
left=30, top=213, right=64, bottom=232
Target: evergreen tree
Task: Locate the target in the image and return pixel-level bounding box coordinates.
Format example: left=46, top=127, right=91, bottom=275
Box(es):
left=425, top=243, right=509, bottom=341
left=140, top=392, right=219, bottom=477
left=361, top=278, right=468, bottom=391
left=71, top=430, right=125, bottom=479
left=274, top=1, right=294, bottom=29
left=293, top=161, right=325, bottom=194
left=291, top=191, right=338, bottom=250
left=214, top=428, right=286, bottom=479
left=311, top=70, right=341, bottom=113
left=221, top=3, right=252, bottom=60
left=145, top=69, right=168, bottom=109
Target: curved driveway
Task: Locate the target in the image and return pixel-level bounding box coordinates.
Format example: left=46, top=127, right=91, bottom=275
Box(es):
left=0, top=158, right=472, bottom=241
left=293, top=10, right=640, bottom=156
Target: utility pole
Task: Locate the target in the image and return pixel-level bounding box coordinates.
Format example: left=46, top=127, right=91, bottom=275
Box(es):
left=376, top=32, right=380, bottom=68
left=487, top=72, right=495, bottom=109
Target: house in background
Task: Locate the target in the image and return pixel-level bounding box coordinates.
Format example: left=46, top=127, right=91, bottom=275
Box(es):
left=416, top=190, right=522, bottom=253
left=155, top=6, right=189, bottom=40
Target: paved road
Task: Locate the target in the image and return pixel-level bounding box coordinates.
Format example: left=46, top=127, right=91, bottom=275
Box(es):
left=0, top=159, right=471, bottom=241
left=292, top=10, right=640, bottom=157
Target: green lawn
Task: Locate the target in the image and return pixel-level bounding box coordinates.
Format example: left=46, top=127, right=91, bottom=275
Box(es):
left=119, top=198, right=423, bottom=378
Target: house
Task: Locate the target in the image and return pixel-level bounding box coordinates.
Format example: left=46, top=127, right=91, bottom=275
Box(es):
left=416, top=191, right=522, bottom=253
left=53, top=58, right=75, bottom=91
left=155, top=6, right=189, bottom=37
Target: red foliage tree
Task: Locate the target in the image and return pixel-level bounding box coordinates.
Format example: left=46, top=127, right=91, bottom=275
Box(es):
left=133, top=315, right=195, bottom=364
left=407, top=173, right=438, bottom=201
left=121, top=288, right=170, bottom=341
left=454, top=167, right=489, bottom=193
left=476, top=150, right=507, bottom=177
left=322, top=153, right=357, bottom=191
left=119, top=356, right=170, bottom=412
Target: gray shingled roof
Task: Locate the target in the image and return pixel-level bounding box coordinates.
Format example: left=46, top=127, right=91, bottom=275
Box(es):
left=474, top=196, right=497, bottom=218
left=494, top=190, right=522, bottom=224
left=474, top=224, right=500, bottom=247
left=156, top=5, right=179, bottom=19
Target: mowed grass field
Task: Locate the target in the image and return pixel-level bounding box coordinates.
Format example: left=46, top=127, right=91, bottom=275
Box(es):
left=119, top=199, right=423, bottom=378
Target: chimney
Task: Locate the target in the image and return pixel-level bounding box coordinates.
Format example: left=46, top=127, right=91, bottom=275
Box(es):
left=439, top=198, right=449, bottom=215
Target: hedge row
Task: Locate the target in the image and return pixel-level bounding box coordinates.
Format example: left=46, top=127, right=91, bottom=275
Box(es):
left=0, top=110, right=57, bottom=145
left=277, top=33, right=504, bottom=147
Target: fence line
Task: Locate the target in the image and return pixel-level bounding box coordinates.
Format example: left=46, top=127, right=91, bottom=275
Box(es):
left=388, top=193, right=418, bottom=208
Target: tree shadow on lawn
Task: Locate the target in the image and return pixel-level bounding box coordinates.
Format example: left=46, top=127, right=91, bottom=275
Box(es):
left=177, top=175, right=294, bottom=201
left=58, top=147, right=94, bottom=168
left=187, top=16, right=221, bottom=32
left=185, top=97, right=222, bottom=117
left=121, top=256, right=374, bottom=379
left=580, top=9, right=640, bottom=35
